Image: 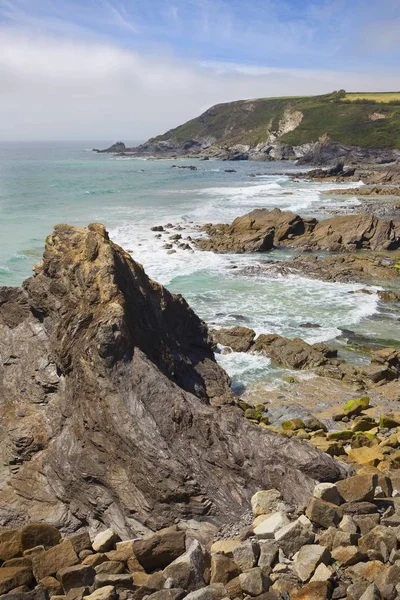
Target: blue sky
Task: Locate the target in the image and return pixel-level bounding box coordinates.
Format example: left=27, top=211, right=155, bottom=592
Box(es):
left=0, top=0, right=399, bottom=140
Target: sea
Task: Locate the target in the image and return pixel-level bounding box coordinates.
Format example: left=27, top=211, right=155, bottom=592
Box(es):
left=1, top=141, right=398, bottom=394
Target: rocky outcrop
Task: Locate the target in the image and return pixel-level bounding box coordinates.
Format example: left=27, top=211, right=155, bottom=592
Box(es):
left=93, top=142, right=127, bottom=153
left=296, top=136, right=400, bottom=166
left=0, top=225, right=346, bottom=537
left=196, top=209, right=400, bottom=253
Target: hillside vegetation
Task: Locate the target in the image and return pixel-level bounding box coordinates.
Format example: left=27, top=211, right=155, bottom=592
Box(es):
left=152, top=90, right=400, bottom=150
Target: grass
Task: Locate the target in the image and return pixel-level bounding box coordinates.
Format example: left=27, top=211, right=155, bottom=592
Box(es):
left=152, top=91, right=400, bottom=150
left=344, top=92, right=400, bottom=103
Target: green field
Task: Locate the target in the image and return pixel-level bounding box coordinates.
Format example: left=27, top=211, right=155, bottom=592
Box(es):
left=344, top=92, right=400, bottom=103
left=152, top=91, right=400, bottom=150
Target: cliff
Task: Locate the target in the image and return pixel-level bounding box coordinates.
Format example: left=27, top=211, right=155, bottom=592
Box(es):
left=0, top=224, right=346, bottom=538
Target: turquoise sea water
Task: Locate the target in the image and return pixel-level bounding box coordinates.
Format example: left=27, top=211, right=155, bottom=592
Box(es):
left=1, top=141, right=397, bottom=392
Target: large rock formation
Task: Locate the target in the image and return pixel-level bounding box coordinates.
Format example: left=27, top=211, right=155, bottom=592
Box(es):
left=196, top=209, right=400, bottom=253
left=0, top=224, right=346, bottom=537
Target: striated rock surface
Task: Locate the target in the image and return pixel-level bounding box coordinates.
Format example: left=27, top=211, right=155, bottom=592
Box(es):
left=0, top=224, right=346, bottom=536
left=196, top=209, right=400, bottom=253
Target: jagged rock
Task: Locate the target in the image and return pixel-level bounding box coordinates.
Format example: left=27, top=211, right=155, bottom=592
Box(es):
left=274, top=520, right=315, bottom=557
left=183, top=583, right=226, bottom=600
left=32, top=540, right=79, bottom=581
left=0, top=225, right=346, bottom=535
left=309, top=563, right=333, bottom=583
left=196, top=209, right=400, bottom=254
left=293, top=545, right=330, bottom=582
left=163, top=540, right=205, bottom=591
left=336, top=475, right=377, bottom=503
left=82, top=554, right=109, bottom=567
left=37, top=575, right=64, bottom=596
left=359, top=584, right=382, bottom=600
left=20, top=524, right=61, bottom=551
left=93, top=573, right=134, bottom=590
left=210, top=540, right=242, bottom=558
left=358, top=526, right=398, bottom=555
left=210, top=554, right=239, bottom=585
left=331, top=545, right=365, bottom=566
left=257, top=541, right=279, bottom=569
left=0, top=591, right=48, bottom=600
left=290, top=580, right=331, bottom=600
left=210, top=327, right=256, bottom=352
left=95, top=561, right=124, bottom=574
left=251, top=490, right=283, bottom=517
left=68, top=532, right=92, bottom=555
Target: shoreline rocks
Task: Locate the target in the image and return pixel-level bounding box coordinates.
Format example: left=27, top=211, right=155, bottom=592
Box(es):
left=195, top=209, right=400, bottom=253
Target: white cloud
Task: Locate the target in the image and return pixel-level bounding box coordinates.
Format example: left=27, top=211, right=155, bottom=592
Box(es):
left=1, top=30, right=399, bottom=141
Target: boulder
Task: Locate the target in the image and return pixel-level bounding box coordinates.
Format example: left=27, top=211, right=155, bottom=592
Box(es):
left=336, top=475, right=377, bottom=503
left=254, top=512, right=290, bottom=539
left=290, top=581, right=331, bottom=600
left=95, top=561, right=125, bottom=574
left=0, top=568, right=33, bottom=595
left=359, top=584, right=382, bottom=600
left=163, top=540, right=205, bottom=590
left=93, top=573, right=134, bottom=590
left=293, top=545, right=330, bottom=582
left=252, top=334, right=337, bottom=371
left=0, top=531, right=23, bottom=561
left=92, top=530, right=120, bottom=553
left=313, top=483, right=341, bottom=506
left=239, top=567, right=268, bottom=596
left=306, top=497, right=342, bottom=529
left=210, top=540, right=242, bottom=557
left=84, top=587, right=116, bottom=600
left=257, top=541, right=279, bottom=569
left=32, top=540, right=79, bottom=581
left=68, top=532, right=92, bottom=555
left=37, top=575, right=64, bottom=596
left=183, top=583, right=227, bottom=600
left=210, top=554, right=239, bottom=585
left=251, top=490, right=283, bottom=517
left=331, top=545, right=365, bottom=566
left=57, top=565, right=96, bottom=592
left=20, top=524, right=61, bottom=551
left=274, top=520, right=315, bottom=557
left=358, top=526, right=398, bottom=555
left=133, top=526, right=186, bottom=571
left=232, top=541, right=259, bottom=571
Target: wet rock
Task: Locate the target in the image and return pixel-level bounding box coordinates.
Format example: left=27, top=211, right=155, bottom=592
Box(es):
left=210, top=326, right=256, bottom=352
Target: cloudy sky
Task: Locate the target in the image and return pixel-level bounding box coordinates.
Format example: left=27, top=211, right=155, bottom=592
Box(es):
left=1, top=0, right=399, bottom=141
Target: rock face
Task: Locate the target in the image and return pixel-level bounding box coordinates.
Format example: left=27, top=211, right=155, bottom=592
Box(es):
left=0, top=224, right=345, bottom=536
left=196, top=209, right=400, bottom=253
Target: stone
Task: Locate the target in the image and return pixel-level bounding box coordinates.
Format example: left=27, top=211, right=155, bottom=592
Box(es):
left=183, top=583, right=227, bottom=600
left=232, top=541, right=259, bottom=571
left=0, top=568, right=33, bottom=595
left=293, top=545, right=330, bottom=582
left=251, top=490, right=283, bottom=517
left=0, top=591, right=48, bottom=600
left=331, top=545, right=365, bottom=566
left=290, top=581, right=331, bottom=600
left=68, top=532, right=92, bottom=555
left=348, top=447, right=385, bottom=466
left=163, top=540, right=205, bottom=591
left=282, top=419, right=306, bottom=431
left=32, top=540, right=79, bottom=581
left=0, top=531, right=23, bottom=561
left=84, top=587, right=116, bottom=600
left=94, top=573, right=134, bottom=590
left=353, top=514, right=381, bottom=535
left=306, top=497, right=341, bottom=529
left=309, top=563, right=333, bottom=583
left=2, top=558, right=32, bottom=569
left=143, top=591, right=186, bottom=600
left=82, top=553, right=109, bottom=567
left=20, top=524, right=61, bottom=551
left=339, top=515, right=358, bottom=534
left=239, top=567, right=268, bottom=596
left=210, top=554, right=239, bottom=585
left=254, top=512, right=290, bottom=539
left=359, top=584, right=382, bottom=600
left=92, top=530, right=120, bottom=553
left=313, top=483, right=341, bottom=506
left=336, top=475, right=377, bottom=503
left=57, top=564, right=95, bottom=592
left=210, top=540, right=242, bottom=557
left=358, top=526, right=398, bottom=555
left=341, top=502, right=378, bottom=515
left=95, top=561, right=124, bottom=574
left=274, top=520, right=315, bottom=557
left=133, top=526, right=186, bottom=571
left=257, top=541, right=279, bottom=569
left=37, top=575, right=64, bottom=596
left=348, top=560, right=387, bottom=583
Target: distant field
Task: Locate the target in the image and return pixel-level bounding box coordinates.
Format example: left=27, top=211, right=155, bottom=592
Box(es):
left=344, top=92, right=400, bottom=103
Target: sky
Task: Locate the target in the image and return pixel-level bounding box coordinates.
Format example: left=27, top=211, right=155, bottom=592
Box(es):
left=0, top=0, right=399, bottom=141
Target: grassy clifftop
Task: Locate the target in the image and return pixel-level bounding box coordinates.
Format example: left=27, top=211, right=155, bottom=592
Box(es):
left=152, top=91, right=400, bottom=150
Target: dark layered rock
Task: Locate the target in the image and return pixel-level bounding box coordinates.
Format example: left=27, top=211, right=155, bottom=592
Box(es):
left=196, top=209, right=400, bottom=253
left=93, top=142, right=127, bottom=153
left=0, top=224, right=346, bottom=536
